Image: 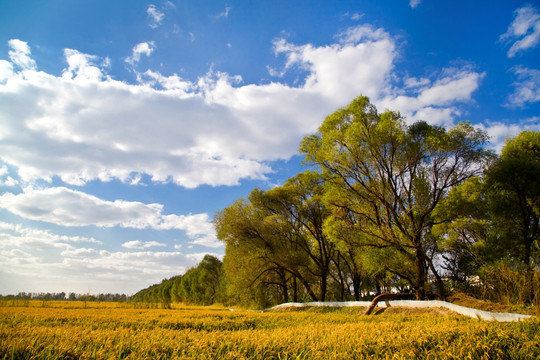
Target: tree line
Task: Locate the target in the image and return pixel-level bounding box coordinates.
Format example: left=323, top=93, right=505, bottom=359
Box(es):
left=136, top=95, right=539, bottom=309
left=0, top=292, right=128, bottom=302
left=131, top=254, right=223, bottom=306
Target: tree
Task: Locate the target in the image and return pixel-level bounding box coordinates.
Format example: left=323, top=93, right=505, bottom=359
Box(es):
left=252, top=171, right=336, bottom=301
left=180, top=255, right=223, bottom=305
left=215, top=195, right=318, bottom=305
left=432, top=177, right=489, bottom=285
left=300, top=95, right=490, bottom=299
left=485, top=131, right=540, bottom=302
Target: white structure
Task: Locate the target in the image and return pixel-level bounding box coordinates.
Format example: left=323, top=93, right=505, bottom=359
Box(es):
left=267, top=300, right=534, bottom=322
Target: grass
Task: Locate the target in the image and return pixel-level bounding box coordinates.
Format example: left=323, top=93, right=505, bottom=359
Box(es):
left=0, top=300, right=538, bottom=359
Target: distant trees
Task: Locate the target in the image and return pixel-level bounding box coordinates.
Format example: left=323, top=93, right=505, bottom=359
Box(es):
left=0, top=292, right=128, bottom=302
left=131, top=255, right=223, bottom=306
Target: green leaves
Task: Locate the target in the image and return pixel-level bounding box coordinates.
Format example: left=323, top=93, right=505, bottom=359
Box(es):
left=300, top=95, right=491, bottom=299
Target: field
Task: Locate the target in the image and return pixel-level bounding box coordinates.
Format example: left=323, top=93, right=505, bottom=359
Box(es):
left=0, top=301, right=538, bottom=359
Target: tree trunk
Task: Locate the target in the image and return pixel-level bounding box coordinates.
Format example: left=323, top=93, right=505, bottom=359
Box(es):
left=279, top=270, right=289, bottom=303
left=320, top=271, right=327, bottom=302
left=415, top=247, right=427, bottom=300
left=426, top=256, right=446, bottom=300
left=375, top=281, right=382, bottom=296
left=353, top=272, right=361, bottom=301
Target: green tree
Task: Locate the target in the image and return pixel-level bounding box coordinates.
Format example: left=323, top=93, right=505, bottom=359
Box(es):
left=215, top=195, right=317, bottom=305
left=300, top=96, right=490, bottom=299
left=181, top=255, right=223, bottom=305
left=432, top=177, right=489, bottom=286
left=485, top=131, right=540, bottom=302
left=252, top=171, right=336, bottom=301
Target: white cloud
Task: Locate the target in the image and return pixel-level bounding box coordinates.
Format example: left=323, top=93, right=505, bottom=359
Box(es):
left=409, top=0, right=422, bottom=9
left=0, top=176, right=18, bottom=186
left=476, top=119, right=540, bottom=153
left=0, top=29, right=485, bottom=190
left=0, top=60, right=14, bottom=82
left=379, top=68, right=484, bottom=126
left=404, top=76, right=430, bottom=89
left=0, top=221, right=213, bottom=294
left=147, top=4, right=165, bottom=29
left=270, top=25, right=396, bottom=104
left=506, top=66, right=540, bottom=107
left=0, top=221, right=102, bottom=248
left=125, top=41, right=155, bottom=66
left=137, top=69, right=193, bottom=92
left=122, top=240, right=166, bottom=249
left=8, top=39, right=36, bottom=70
left=62, top=49, right=104, bottom=81
left=500, top=5, right=540, bottom=57
left=0, top=166, right=16, bottom=186
left=0, top=187, right=221, bottom=247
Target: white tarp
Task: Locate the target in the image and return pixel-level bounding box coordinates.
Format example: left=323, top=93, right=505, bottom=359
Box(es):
left=267, top=300, right=534, bottom=322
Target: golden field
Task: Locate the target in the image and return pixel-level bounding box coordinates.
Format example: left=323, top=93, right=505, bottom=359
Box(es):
left=0, top=301, right=538, bottom=359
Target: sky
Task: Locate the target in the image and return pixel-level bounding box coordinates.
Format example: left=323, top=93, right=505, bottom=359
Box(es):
left=0, top=0, right=539, bottom=296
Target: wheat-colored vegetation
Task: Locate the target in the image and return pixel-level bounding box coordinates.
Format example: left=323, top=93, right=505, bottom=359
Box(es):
left=1, top=300, right=538, bottom=359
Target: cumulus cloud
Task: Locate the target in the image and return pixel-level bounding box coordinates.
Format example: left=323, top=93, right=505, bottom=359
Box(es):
left=500, top=5, right=540, bottom=58
left=62, top=49, right=104, bottom=81
left=147, top=4, right=165, bottom=28
left=379, top=68, right=484, bottom=126
left=0, top=187, right=221, bottom=247
left=506, top=66, right=540, bottom=107
left=0, top=60, right=14, bottom=82
left=8, top=39, right=36, bottom=70
left=125, top=41, right=155, bottom=66
left=0, top=27, right=485, bottom=190
left=270, top=25, right=396, bottom=104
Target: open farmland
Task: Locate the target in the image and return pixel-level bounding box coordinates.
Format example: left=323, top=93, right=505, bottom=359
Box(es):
left=0, top=301, right=538, bottom=359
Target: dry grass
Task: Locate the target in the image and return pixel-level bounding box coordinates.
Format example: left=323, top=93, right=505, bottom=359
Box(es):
left=1, top=301, right=538, bottom=359
left=448, top=292, right=540, bottom=315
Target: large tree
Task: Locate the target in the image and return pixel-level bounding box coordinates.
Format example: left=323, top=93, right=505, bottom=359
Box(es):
left=485, top=131, right=540, bottom=302
left=252, top=170, right=336, bottom=301
left=300, top=96, right=490, bottom=299
left=215, top=195, right=319, bottom=304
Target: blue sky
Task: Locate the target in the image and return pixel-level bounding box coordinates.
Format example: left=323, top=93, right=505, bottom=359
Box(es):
left=0, top=0, right=538, bottom=295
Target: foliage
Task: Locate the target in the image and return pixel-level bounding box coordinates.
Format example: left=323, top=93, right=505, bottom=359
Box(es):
left=131, top=255, right=223, bottom=306
left=1, top=303, right=538, bottom=359
left=485, top=131, right=540, bottom=269
left=299, top=95, right=491, bottom=299
left=215, top=171, right=376, bottom=308
left=479, top=261, right=540, bottom=308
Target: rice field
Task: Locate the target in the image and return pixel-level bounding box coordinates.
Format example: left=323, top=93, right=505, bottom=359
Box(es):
left=1, top=300, right=538, bottom=359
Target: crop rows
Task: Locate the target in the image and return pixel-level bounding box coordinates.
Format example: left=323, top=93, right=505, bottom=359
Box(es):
left=1, top=302, right=538, bottom=359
